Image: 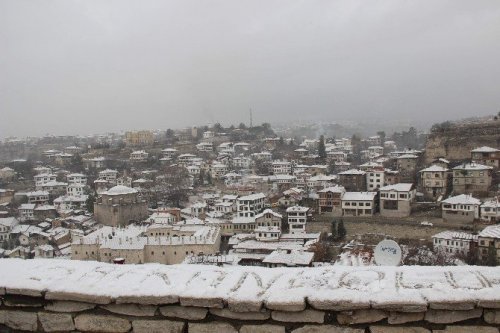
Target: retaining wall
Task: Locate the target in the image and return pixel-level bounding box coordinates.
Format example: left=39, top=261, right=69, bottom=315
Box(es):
left=0, top=259, right=500, bottom=332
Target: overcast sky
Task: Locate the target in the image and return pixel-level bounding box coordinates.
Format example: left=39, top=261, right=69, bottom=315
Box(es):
left=1, top=0, right=499, bottom=138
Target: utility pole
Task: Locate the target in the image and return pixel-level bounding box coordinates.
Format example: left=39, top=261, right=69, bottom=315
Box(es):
left=249, top=108, right=253, bottom=128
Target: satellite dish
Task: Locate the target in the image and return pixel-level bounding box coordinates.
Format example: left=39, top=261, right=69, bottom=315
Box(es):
left=374, top=239, right=402, bottom=266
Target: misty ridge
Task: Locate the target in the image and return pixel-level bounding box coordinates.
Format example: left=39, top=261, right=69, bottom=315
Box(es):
left=1, top=0, right=499, bottom=139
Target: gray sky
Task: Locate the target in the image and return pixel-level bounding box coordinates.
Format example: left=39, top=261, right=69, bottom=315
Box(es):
left=1, top=0, right=500, bottom=138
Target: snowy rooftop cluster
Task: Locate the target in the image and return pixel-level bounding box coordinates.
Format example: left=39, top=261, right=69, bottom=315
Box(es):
left=0, top=259, right=499, bottom=308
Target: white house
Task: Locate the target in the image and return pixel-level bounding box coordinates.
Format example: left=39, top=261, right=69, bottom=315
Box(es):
left=237, top=193, right=266, bottom=218
left=0, top=217, right=19, bottom=242
left=67, top=183, right=86, bottom=196
left=432, top=231, right=478, bottom=256
left=130, top=150, right=149, bottom=161
left=98, top=169, right=119, bottom=183
left=26, top=191, right=50, bottom=205
left=34, top=173, right=57, bottom=189
left=18, top=204, right=36, bottom=222
left=272, top=161, right=292, bottom=175
left=66, top=173, right=87, bottom=185
left=379, top=183, right=415, bottom=218
left=286, top=206, right=310, bottom=234
left=441, top=194, right=481, bottom=223
left=341, top=192, right=377, bottom=216
left=480, top=199, right=499, bottom=223
left=196, top=142, right=213, bottom=152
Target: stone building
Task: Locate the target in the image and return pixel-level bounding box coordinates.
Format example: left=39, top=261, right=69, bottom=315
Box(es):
left=338, top=169, right=367, bottom=192
left=317, top=186, right=346, bottom=215
left=452, top=163, right=493, bottom=196
left=478, top=224, right=500, bottom=263
left=71, top=224, right=221, bottom=265
left=419, top=165, right=449, bottom=200
left=471, top=146, right=500, bottom=168
left=379, top=183, right=416, bottom=218
left=94, top=186, right=148, bottom=227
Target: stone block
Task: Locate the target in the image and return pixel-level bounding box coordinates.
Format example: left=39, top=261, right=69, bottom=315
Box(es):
left=292, top=325, right=364, bottom=333
left=132, top=319, right=185, bottom=333
left=228, top=298, right=263, bottom=312
left=424, top=308, right=483, bottom=324
left=484, top=310, right=500, bottom=324
left=369, top=326, right=430, bottom=333
left=74, top=314, right=131, bottom=332
left=434, top=326, right=499, bottom=333
left=337, top=309, right=387, bottom=325
left=372, top=301, right=427, bottom=313
left=1, top=310, right=38, bottom=331
left=46, top=291, right=112, bottom=305
left=240, top=324, right=286, bottom=333
left=478, top=301, right=500, bottom=309
left=45, top=300, right=96, bottom=313
left=6, top=287, right=43, bottom=297
left=101, top=303, right=157, bottom=316
left=271, top=309, right=325, bottom=323
left=38, top=312, right=75, bottom=332
left=181, top=296, right=224, bottom=308
left=308, top=299, right=370, bottom=311
left=430, top=302, right=476, bottom=310
left=188, top=322, right=237, bottom=333
left=116, top=295, right=178, bottom=305
left=388, top=311, right=424, bottom=324
left=210, top=308, right=270, bottom=320
left=265, top=299, right=306, bottom=312
left=160, top=305, right=208, bottom=320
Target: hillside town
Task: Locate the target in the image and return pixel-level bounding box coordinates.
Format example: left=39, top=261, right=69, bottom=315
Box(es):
left=0, top=118, right=499, bottom=268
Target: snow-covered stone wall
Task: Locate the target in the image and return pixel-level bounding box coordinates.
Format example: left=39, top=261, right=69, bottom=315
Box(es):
left=0, top=259, right=499, bottom=332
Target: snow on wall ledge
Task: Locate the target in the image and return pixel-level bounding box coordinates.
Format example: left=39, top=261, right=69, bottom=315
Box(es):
left=0, top=259, right=500, bottom=332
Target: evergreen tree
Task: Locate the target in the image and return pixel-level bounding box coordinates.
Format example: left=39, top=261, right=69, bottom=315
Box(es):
left=318, top=135, right=326, bottom=159
left=337, top=219, right=346, bottom=239
left=487, top=243, right=498, bottom=266
left=86, top=193, right=95, bottom=213
left=331, top=220, right=337, bottom=239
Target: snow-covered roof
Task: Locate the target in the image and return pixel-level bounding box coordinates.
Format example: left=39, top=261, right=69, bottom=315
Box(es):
left=481, top=199, right=499, bottom=209
left=286, top=206, right=309, bottom=213
left=453, top=163, right=493, bottom=171
left=255, top=209, right=282, bottom=219
left=479, top=224, right=500, bottom=239
left=432, top=231, right=478, bottom=241
left=102, top=186, right=138, bottom=196
left=379, top=183, right=414, bottom=192
left=0, top=217, right=18, bottom=228
left=318, top=185, right=346, bottom=193
left=420, top=165, right=449, bottom=173
left=338, top=169, right=366, bottom=175
left=238, top=193, right=266, bottom=201
left=232, top=240, right=303, bottom=251
left=342, top=192, right=377, bottom=201
left=471, top=146, right=499, bottom=153
left=19, top=203, right=36, bottom=210
left=397, top=154, right=418, bottom=159
left=263, top=249, right=314, bottom=266
left=99, top=169, right=118, bottom=174
left=442, top=194, right=481, bottom=206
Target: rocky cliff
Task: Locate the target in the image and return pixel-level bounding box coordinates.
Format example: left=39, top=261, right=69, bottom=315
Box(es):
left=424, top=120, right=500, bottom=164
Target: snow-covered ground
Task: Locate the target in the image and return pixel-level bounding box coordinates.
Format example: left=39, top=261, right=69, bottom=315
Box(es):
left=0, top=259, right=499, bottom=306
